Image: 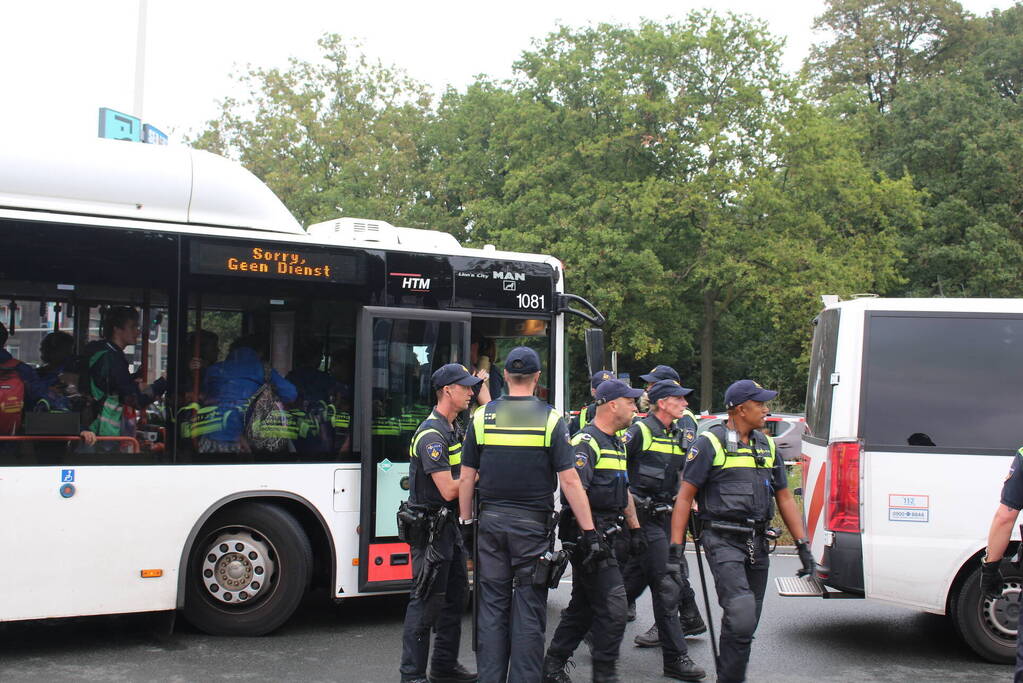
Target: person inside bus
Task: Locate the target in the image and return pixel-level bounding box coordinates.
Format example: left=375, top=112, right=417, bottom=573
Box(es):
left=36, top=331, right=77, bottom=385
left=35, top=331, right=82, bottom=411
left=82, top=307, right=167, bottom=440
left=0, top=321, right=52, bottom=436
left=199, top=335, right=297, bottom=453
left=0, top=322, right=95, bottom=446
left=179, top=330, right=220, bottom=394
left=287, top=339, right=340, bottom=455
left=329, top=346, right=354, bottom=454
left=469, top=331, right=501, bottom=403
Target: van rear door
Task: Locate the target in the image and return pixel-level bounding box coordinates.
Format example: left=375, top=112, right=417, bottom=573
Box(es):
left=802, top=308, right=840, bottom=562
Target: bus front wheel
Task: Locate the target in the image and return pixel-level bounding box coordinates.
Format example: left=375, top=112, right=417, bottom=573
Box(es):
left=953, top=559, right=1020, bottom=664
left=183, top=502, right=313, bottom=636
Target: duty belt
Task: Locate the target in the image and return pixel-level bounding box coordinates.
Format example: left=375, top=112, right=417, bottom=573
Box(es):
left=480, top=503, right=551, bottom=526
left=703, top=518, right=770, bottom=565
left=632, top=494, right=672, bottom=522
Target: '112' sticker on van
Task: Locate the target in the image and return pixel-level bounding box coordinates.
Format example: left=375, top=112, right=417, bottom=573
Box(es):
left=888, top=494, right=929, bottom=522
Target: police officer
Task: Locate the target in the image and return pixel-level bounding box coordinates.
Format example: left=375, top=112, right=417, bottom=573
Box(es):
left=570, top=369, right=616, bottom=436
left=622, top=379, right=706, bottom=681
left=980, top=445, right=1023, bottom=682
left=669, top=380, right=814, bottom=683
left=458, top=346, right=600, bottom=683
left=637, top=366, right=699, bottom=448
left=543, top=379, right=644, bottom=683
left=629, top=368, right=706, bottom=646
left=400, top=364, right=482, bottom=683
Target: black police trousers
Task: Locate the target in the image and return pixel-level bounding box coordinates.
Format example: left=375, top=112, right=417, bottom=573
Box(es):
left=701, top=528, right=770, bottom=683
left=622, top=515, right=689, bottom=660
left=623, top=515, right=699, bottom=618
left=477, top=508, right=551, bottom=683
left=400, top=522, right=469, bottom=680
left=547, top=547, right=628, bottom=664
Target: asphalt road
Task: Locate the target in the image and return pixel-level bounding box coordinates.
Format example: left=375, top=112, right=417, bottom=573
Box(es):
left=0, top=556, right=1009, bottom=682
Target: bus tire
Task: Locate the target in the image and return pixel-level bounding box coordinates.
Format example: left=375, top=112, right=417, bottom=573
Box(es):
left=953, top=559, right=1020, bottom=664
left=183, top=502, right=313, bottom=636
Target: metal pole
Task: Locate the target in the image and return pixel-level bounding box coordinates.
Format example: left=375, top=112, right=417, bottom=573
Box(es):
left=133, top=0, right=148, bottom=118
left=690, top=518, right=719, bottom=673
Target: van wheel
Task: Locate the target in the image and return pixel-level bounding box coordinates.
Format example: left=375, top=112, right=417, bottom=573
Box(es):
left=953, top=559, right=1020, bottom=664
left=183, top=502, right=312, bottom=636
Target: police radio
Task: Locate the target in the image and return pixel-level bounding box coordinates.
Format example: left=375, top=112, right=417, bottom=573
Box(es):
left=726, top=429, right=739, bottom=454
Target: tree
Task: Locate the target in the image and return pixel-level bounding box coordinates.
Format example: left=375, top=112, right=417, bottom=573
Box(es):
left=806, top=0, right=973, bottom=111
left=436, top=15, right=919, bottom=409
left=876, top=70, right=1023, bottom=296
left=189, top=35, right=457, bottom=234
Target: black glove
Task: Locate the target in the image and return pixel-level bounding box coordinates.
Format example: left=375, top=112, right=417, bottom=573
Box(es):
left=581, top=529, right=611, bottom=570
left=629, top=529, right=648, bottom=557
left=795, top=539, right=815, bottom=578
left=661, top=543, right=686, bottom=605
left=982, top=558, right=1005, bottom=599
left=458, top=520, right=475, bottom=554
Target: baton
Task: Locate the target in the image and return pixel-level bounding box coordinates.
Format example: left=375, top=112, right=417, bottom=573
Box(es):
left=472, top=494, right=480, bottom=653
left=689, top=516, right=719, bottom=673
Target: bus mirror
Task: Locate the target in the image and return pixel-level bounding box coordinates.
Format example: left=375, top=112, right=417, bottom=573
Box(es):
left=585, top=328, right=605, bottom=377
left=556, top=293, right=605, bottom=327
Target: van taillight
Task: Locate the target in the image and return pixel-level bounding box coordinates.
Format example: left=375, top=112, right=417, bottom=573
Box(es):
left=825, top=441, right=860, bottom=533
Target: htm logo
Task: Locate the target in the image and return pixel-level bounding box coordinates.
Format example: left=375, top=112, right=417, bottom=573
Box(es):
left=402, top=277, right=431, bottom=289
left=390, top=272, right=432, bottom=291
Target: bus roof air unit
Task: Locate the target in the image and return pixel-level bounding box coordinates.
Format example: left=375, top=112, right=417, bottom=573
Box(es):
left=307, top=217, right=461, bottom=251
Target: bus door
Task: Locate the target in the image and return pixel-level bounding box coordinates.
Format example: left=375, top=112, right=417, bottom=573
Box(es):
left=354, top=306, right=470, bottom=591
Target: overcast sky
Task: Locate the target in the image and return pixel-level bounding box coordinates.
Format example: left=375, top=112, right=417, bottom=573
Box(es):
left=0, top=0, right=1014, bottom=144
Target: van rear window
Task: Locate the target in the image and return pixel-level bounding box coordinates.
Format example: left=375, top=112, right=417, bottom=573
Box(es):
left=862, top=313, right=1023, bottom=452
left=805, top=308, right=839, bottom=443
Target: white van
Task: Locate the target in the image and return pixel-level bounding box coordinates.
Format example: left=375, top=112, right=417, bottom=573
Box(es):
left=778, top=296, right=1023, bottom=663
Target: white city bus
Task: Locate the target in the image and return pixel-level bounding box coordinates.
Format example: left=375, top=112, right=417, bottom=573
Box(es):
left=0, top=138, right=603, bottom=635
left=779, top=296, right=1023, bottom=663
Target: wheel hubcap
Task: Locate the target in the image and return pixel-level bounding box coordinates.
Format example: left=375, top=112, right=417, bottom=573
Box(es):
left=201, top=529, right=276, bottom=605
left=984, top=580, right=1021, bottom=639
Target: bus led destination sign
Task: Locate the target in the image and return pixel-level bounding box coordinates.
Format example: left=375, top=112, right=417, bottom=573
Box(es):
left=191, top=242, right=353, bottom=282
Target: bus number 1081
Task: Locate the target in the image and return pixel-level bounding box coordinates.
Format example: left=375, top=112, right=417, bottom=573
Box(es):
left=516, top=294, right=545, bottom=310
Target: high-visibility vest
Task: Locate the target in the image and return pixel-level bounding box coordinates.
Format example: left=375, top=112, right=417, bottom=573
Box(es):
left=572, top=427, right=628, bottom=512
left=698, top=425, right=777, bottom=523
left=472, top=398, right=563, bottom=503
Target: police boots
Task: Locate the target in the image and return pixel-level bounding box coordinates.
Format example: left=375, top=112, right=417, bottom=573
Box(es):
left=542, top=654, right=573, bottom=683
left=679, top=603, right=707, bottom=637
left=592, top=659, right=621, bottom=683
left=663, top=654, right=707, bottom=681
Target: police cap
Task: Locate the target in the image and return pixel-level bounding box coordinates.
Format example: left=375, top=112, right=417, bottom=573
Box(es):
left=647, top=379, right=693, bottom=403
left=504, top=346, right=541, bottom=374
left=595, top=379, right=643, bottom=403
left=590, top=369, right=616, bottom=389
left=724, top=379, right=778, bottom=409
left=639, top=364, right=679, bottom=383
left=431, top=363, right=483, bottom=389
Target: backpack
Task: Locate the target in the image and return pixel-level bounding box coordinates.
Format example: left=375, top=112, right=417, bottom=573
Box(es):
left=0, top=359, right=25, bottom=435
left=245, top=366, right=292, bottom=453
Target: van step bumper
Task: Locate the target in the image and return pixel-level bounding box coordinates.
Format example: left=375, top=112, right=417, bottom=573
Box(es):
left=775, top=575, right=862, bottom=599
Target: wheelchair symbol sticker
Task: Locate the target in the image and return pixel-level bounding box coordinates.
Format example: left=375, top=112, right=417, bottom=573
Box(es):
left=61, top=469, right=75, bottom=483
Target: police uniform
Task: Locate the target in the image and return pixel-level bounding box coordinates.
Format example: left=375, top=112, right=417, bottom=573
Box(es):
left=460, top=347, right=574, bottom=683
left=988, top=447, right=1023, bottom=680
left=621, top=380, right=703, bottom=679
left=400, top=365, right=480, bottom=683
left=683, top=408, right=785, bottom=683
left=570, top=370, right=615, bottom=436
left=545, top=380, right=639, bottom=682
